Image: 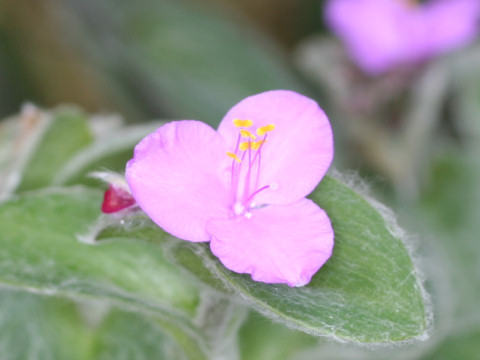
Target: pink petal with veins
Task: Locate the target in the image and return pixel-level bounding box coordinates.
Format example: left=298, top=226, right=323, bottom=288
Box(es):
left=208, top=198, right=334, bottom=287
left=126, top=121, right=231, bottom=242
left=217, top=90, right=333, bottom=206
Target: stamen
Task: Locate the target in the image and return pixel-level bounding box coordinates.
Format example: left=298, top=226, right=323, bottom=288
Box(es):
left=233, top=119, right=253, bottom=128
left=254, top=144, right=262, bottom=191
left=230, top=133, right=242, bottom=202
left=251, top=133, right=269, bottom=190
left=239, top=141, right=251, bottom=151
left=245, top=139, right=252, bottom=201
left=251, top=139, right=267, bottom=150
left=245, top=185, right=270, bottom=205
left=226, top=152, right=241, bottom=163
left=256, top=124, right=275, bottom=136
left=227, top=120, right=276, bottom=218
left=240, top=129, right=256, bottom=139
left=240, top=139, right=267, bottom=151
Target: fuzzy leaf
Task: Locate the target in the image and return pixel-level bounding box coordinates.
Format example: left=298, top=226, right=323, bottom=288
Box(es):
left=0, top=187, right=199, bottom=315
left=53, top=122, right=165, bottom=187
left=238, top=311, right=318, bottom=360
left=0, top=187, right=214, bottom=359
left=98, top=176, right=429, bottom=343
left=92, top=309, right=188, bottom=360
left=0, top=289, right=189, bottom=360
left=1, top=106, right=164, bottom=191
left=0, top=290, right=92, bottom=360
left=0, top=110, right=428, bottom=343
left=174, top=176, right=428, bottom=342
left=0, top=187, right=254, bottom=359
left=16, top=107, right=94, bottom=192
left=0, top=106, right=51, bottom=199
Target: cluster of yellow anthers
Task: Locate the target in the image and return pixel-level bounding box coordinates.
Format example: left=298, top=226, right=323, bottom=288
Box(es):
left=226, top=119, right=275, bottom=162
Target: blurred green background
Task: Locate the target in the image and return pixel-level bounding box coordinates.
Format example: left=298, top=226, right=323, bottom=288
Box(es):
left=1, top=0, right=480, bottom=358
left=0, top=0, right=322, bottom=122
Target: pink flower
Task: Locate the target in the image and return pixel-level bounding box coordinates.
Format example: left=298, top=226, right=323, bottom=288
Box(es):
left=126, top=90, right=334, bottom=287
left=325, top=0, right=480, bottom=75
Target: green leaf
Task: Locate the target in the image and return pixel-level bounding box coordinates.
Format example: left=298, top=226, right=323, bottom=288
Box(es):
left=91, top=305, right=188, bottom=360
left=238, top=311, right=318, bottom=360
left=2, top=110, right=428, bottom=344
left=53, top=122, right=164, bottom=187
left=16, top=107, right=94, bottom=192
left=0, top=289, right=192, bottom=360
left=0, top=187, right=199, bottom=315
left=0, top=188, right=212, bottom=358
left=0, top=187, right=252, bottom=359
left=99, top=176, right=429, bottom=343
left=0, top=105, right=51, bottom=199
left=0, top=290, right=92, bottom=360
left=307, top=176, right=428, bottom=342
left=1, top=106, right=163, bottom=191
left=175, top=176, right=428, bottom=342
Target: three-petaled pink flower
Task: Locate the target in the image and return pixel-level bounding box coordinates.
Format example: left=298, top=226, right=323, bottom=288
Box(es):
left=126, top=90, right=334, bottom=287
left=325, top=0, right=480, bottom=75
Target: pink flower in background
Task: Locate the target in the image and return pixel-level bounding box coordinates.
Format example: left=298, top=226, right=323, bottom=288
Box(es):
left=325, top=0, right=480, bottom=75
left=126, top=90, right=334, bottom=287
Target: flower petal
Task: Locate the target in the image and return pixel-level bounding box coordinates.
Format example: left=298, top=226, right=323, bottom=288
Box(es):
left=325, top=0, right=408, bottom=74
left=126, top=121, right=231, bottom=242
left=326, top=0, right=480, bottom=75
left=423, top=0, right=480, bottom=56
left=217, top=90, right=333, bottom=205
left=207, top=198, right=334, bottom=287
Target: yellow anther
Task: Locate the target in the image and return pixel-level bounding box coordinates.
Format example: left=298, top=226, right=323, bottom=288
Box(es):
left=251, top=140, right=267, bottom=150
left=239, top=141, right=251, bottom=151
left=240, top=129, right=256, bottom=140
left=256, top=124, right=275, bottom=136
left=226, top=152, right=241, bottom=163
left=233, top=119, right=253, bottom=128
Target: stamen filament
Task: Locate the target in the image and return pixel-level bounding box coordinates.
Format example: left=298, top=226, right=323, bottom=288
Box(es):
left=251, top=139, right=267, bottom=150
left=240, top=139, right=266, bottom=151
left=245, top=185, right=270, bottom=205
left=253, top=133, right=268, bottom=191
left=226, top=120, right=276, bottom=217
left=230, top=133, right=242, bottom=204
left=255, top=148, right=261, bottom=192
left=244, top=139, right=252, bottom=204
